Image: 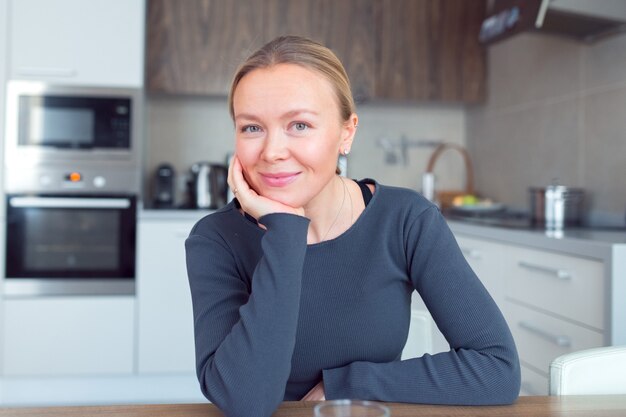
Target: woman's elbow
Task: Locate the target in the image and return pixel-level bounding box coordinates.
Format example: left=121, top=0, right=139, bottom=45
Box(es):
left=489, top=356, right=521, bottom=405
left=197, top=364, right=283, bottom=417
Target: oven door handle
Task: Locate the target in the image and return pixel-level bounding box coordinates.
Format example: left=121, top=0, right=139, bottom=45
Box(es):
left=9, top=196, right=131, bottom=209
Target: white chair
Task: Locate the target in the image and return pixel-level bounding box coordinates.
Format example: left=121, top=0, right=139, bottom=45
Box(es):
left=549, top=346, right=626, bottom=395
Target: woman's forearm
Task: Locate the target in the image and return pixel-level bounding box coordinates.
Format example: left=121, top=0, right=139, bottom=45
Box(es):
left=187, top=213, right=310, bottom=417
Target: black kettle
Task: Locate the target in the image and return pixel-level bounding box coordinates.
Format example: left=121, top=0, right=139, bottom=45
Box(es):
left=188, top=162, right=228, bottom=209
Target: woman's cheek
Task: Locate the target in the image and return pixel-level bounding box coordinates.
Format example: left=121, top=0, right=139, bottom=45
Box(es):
left=234, top=144, right=255, bottom=171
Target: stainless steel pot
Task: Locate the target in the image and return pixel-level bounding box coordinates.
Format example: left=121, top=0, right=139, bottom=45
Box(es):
left=529, top=185, right=585, bottom=229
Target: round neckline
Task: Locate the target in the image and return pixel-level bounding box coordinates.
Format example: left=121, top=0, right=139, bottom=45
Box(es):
left=307, top=179, right=380, bottom=248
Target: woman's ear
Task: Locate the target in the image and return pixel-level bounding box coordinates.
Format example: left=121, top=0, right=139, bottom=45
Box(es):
left=340, top=113, right=358, bottom=155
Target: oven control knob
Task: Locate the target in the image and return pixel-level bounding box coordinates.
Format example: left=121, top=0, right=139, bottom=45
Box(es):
left=93, top=176, right=106, bottom=188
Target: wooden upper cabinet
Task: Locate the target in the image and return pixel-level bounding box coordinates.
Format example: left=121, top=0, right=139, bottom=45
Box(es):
left=264, top=0, right=376, bottom=102
left=376, top=0, right=486, bottom=102
left=146, top=0, right=486, bottom=102
left=146, top=0, right=265, bottom=95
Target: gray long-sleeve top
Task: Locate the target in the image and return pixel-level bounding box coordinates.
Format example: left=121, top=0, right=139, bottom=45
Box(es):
left=185, top=182, right=520, bottom=417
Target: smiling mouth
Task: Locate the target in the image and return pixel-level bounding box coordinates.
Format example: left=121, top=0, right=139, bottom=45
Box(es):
left=260, top=172, right=301, bottom=187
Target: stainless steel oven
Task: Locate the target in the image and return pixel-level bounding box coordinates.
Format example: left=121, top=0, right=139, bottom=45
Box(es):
left=3, top=81, right=142, bottom=297
left=4, top=194, right=136, bottom=297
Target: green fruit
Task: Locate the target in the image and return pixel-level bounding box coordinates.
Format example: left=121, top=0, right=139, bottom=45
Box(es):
left=462, top=195, right=478, bottom=205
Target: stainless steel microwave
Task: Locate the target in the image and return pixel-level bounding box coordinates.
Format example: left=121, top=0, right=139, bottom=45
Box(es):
left=3, top=81, right=143, bottom=193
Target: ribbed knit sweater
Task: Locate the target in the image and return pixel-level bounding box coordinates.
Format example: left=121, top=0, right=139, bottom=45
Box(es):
left=185, top=182, right=520, bottom=417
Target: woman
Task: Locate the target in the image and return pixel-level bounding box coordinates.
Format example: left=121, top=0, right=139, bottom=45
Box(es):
left=186, top=36, right=520, bottom=417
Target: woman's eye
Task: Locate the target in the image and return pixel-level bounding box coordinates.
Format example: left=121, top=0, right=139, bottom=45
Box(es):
left=241, top=125, right=262, bottom=133
left=293, top=122, right=308, bottom=131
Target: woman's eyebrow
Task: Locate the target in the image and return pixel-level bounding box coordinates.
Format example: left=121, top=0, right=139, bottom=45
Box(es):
left=282, top=109, right=319, bottom=118
left=235, top=109, right=319, bottom=122
left=234, top=113, right=261, bottom=122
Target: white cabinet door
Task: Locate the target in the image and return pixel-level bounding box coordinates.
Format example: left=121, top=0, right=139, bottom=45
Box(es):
left=9, top=0, right=144, bottom=87
left=1, top=0, right=8, bottom=195
left=401, top=309, right=433, bottom=360
left=503, top=246, right=604, bottom=330
left=1, top=296, right=135, bottom=376
left=454, top=235, right=505, bottom=308
left=137, top=219, right=197, bottom=374
left=505, top=300, right=603, bottom=377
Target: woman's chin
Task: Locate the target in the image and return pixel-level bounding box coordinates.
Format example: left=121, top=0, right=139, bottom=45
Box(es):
left=258, top=189, right=302, bottom=208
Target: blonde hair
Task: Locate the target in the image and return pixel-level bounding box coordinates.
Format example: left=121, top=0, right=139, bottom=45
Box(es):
left=228, top=35, right=355, bottom=123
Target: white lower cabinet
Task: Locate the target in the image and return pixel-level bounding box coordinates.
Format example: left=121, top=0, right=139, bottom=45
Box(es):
left=503, top=246, right=604, bottom=330
left=453, top=230, right=607, bottom=396
left=519, top=363, right=549, bottom=396
left=502, top=246, right=605, bottom=396
left=454, top=235, right=505, bottom=308
left=506, top=300, right=603, bottom=385
left=402, top=309, right=434, bottom=360
left=137, top=218, right=198, bottom=374
left=1, top=296, right=134, bottom=376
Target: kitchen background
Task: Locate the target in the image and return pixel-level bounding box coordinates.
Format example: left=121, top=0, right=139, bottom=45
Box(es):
left=145, top=5, right=626, bottom=226
left=1, top=0, right=626, bottom=408
left=146, top=98, right=467, bottom=204
left=468, top=31, right=626, bottom=226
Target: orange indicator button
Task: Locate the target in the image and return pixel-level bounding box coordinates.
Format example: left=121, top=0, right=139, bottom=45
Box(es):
left=68, top=172, right=82, bottom=182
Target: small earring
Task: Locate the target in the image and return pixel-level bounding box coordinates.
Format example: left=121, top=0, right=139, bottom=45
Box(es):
left=343, top=148, right=350, bottom=156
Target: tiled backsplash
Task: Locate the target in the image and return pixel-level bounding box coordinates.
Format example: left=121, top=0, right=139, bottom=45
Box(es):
left=467, top=33, right=626, bottom=226
left=145, top=96, right=467, bottom=207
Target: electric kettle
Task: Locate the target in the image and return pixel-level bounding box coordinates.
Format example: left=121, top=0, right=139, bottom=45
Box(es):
left=188, top=162, right=228, bottom=209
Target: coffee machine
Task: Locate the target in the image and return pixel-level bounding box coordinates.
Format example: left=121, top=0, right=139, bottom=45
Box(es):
left=152, top=163, right=175, bottom=208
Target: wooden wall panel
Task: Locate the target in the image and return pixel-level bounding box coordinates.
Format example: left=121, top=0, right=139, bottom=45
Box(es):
left=264, top=0, right=376, bottom=102
left=146, top=0, right=486, bottom=102
left=147, top=0, right=265, bottom=95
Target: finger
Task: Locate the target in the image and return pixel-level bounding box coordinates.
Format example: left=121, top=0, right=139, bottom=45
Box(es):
left=227, top=153, right=237, bottom=193
left=230, top=157, right=258, bottom=207
left=301, top=390, right=316, bottom=401
left=229, top=156, right=245, bottom=199
left=230, top=156, right=244, bottom=196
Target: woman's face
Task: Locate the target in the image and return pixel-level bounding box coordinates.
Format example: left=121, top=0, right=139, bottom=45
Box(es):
left=232, top=63, right=356, bottom=208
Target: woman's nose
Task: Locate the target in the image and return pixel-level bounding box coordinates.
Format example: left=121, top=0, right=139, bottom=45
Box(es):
left=260, top=130, right=289, bottom=162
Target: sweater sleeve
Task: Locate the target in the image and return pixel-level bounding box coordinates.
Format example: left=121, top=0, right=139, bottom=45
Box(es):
left=323, top=206, right=521, bottom=405
left=185, top=213, right=310, bottom=417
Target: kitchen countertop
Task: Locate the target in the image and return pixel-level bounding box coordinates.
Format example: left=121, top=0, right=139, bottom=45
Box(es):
left=138, top=209, right=626, bottom=259
left=139, top=208, right=214, bottom=222
left=447, top=219, right=626, bottom=260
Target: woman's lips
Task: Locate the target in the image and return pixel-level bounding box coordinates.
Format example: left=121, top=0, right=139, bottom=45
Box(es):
left=259, top=172, right=301, bottom=187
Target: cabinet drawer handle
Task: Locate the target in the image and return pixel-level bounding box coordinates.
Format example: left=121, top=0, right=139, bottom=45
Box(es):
left=518, top=321, right=571, bottom=347
left=17, top=67, right=77, bottom=77
left=518, top=261, right=571, bottom=280
left=461, top=248, right=481, bottom=260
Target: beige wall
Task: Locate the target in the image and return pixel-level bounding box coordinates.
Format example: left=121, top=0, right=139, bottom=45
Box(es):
left=467, top=32, right=626, bottom=226
left=145, top=97, right=467, bottom=207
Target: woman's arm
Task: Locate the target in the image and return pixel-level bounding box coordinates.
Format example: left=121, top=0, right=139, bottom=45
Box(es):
left=322, top=207, right=521, bottom=405
left=186, top=212, right=309, bottom=417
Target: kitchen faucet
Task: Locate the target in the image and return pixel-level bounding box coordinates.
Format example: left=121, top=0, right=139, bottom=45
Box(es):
left=422, top=143, right=474, bottom=207
left=376, top=136, right=441, bottom=165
